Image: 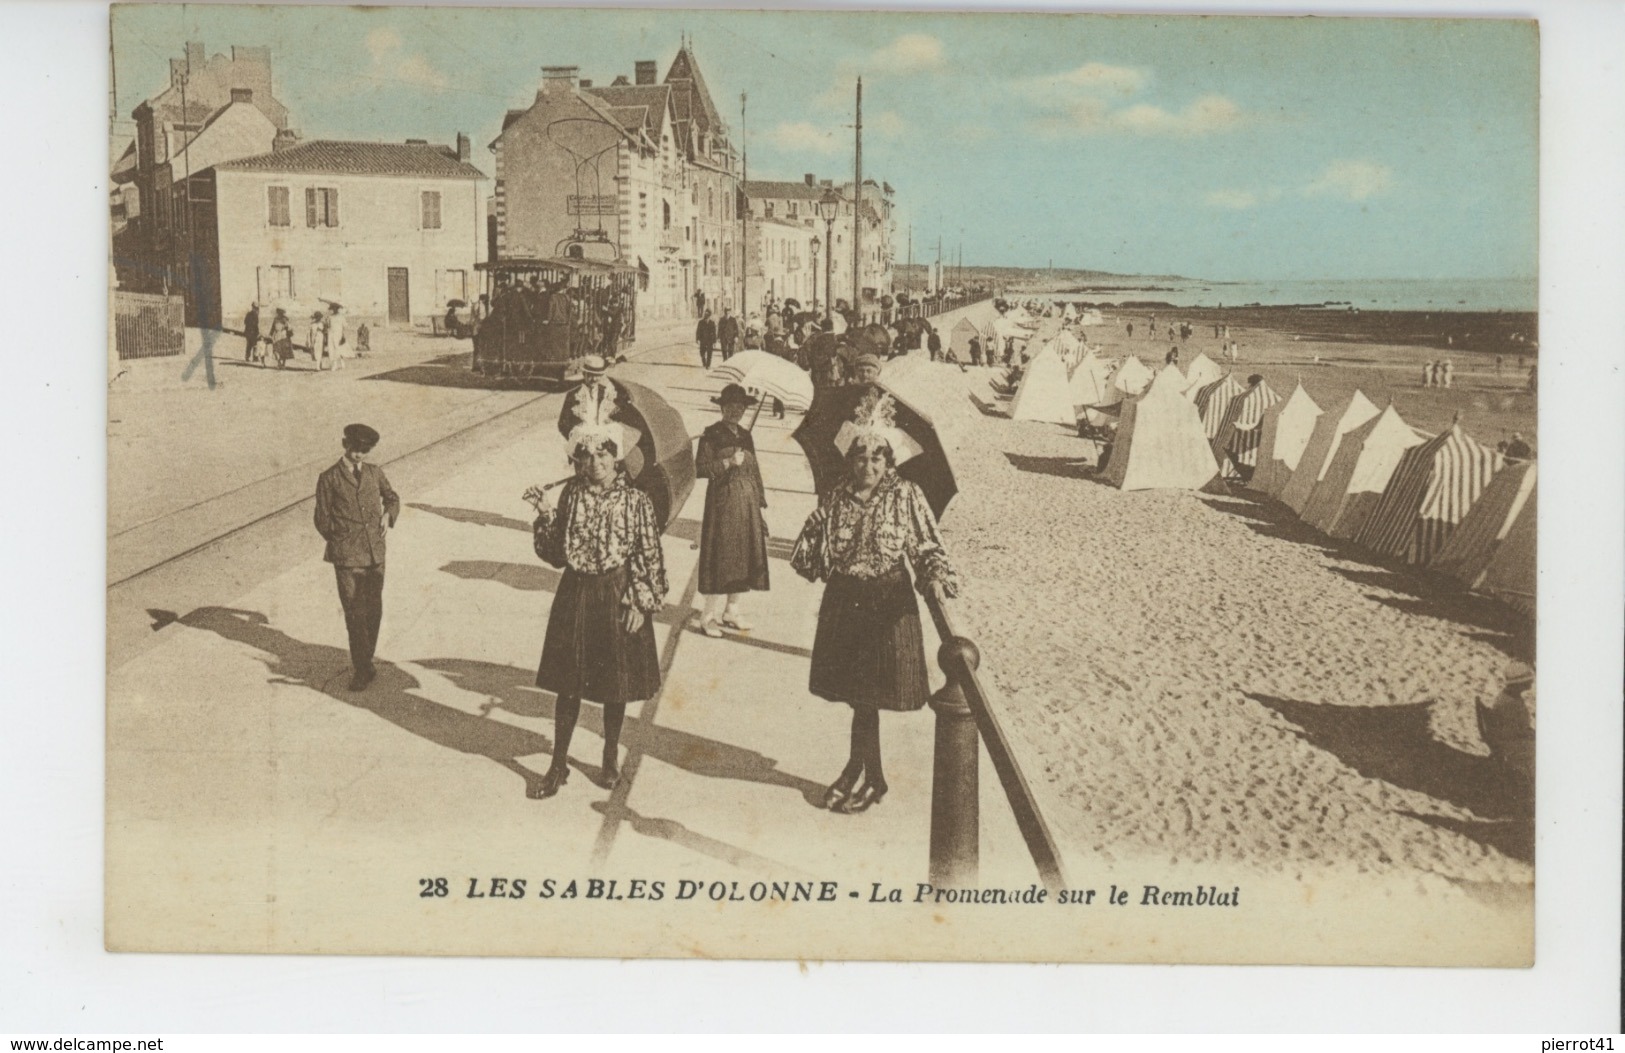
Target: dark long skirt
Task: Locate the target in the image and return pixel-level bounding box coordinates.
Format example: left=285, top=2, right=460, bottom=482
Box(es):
left=808, top=568, right=930, bottom=712
left=537, top=564, right=660, bottom=704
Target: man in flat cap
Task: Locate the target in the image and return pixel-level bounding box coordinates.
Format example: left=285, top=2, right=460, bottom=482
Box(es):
left=314, top=424, right=400, bottom=691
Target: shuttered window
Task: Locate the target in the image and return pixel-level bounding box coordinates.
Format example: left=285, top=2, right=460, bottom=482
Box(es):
left=266, top=185, right=290, bottom=226
left=305, top=186, right=339, bottom=228
left=421, top=190, right=442, bottom=230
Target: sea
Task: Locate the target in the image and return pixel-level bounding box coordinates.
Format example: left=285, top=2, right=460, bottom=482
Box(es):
left=1040, top=277, right=1537, bottom=314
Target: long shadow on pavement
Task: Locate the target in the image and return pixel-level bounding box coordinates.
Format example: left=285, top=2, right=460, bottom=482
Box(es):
left=1249, top=692, right=1532, bottom=864
left=178, top=606, right=557, bottom=797
left=410, top=502, right=532, bottom=532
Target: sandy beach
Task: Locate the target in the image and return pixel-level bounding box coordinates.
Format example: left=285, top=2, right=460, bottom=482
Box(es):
left=893, top=303, right=1533, bottom=888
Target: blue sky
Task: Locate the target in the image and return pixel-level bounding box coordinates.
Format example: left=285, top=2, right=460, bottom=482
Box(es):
left=112, top=6, right=1536, bottom=282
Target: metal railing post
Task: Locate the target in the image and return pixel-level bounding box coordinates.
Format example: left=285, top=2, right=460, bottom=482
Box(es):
left=929, top=636, right=981, bottom=886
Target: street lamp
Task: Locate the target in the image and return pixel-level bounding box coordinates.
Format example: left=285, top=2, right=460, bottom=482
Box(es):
left=809, top=234, right=821, bottom=318
left=818, top=187, right=841, bottom=325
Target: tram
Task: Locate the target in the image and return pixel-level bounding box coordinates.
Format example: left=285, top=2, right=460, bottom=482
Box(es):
left=471, top=250, right=641, bottom=385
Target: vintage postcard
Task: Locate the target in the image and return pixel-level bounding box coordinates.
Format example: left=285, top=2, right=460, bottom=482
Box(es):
left=107, top=5, right=1537, bottom=964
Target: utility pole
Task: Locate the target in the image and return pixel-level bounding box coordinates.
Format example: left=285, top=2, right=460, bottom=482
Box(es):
left=906, top=223, right=912, bottom=294
left=935, top=234, right=942, bottom=296
left=739, top=91, right=747, bottom=315
left=852, top=76, right=862, bottom=319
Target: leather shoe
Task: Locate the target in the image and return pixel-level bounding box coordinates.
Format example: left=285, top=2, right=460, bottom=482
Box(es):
left=600, top=764, right=621, bottom=791
left=348, top=666, right=376, bottom=692
left=529, top=766, right=569, bottom=800
left=834, top=780, right=888, bottom=814
left=822, top=771, right=860, bottom=810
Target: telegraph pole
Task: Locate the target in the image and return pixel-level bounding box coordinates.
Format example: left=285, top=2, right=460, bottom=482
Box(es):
left=739, top=91, right=747, bottom=314
left=852, top=76, right=862, bottom=318
left=906, top=223, right=912, bottom=294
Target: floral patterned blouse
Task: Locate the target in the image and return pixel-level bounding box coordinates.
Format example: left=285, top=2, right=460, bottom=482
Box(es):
left=791, top=470, right=958, bottom=597
left=534, top=473, right=669, bottom=615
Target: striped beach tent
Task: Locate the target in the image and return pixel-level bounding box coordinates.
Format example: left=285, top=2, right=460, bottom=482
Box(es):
left=1301, top=405, right=1428, bottom=538
left=1109, top=354, right=1154, bottom=397
left=1278, top=390, right=1380, bottom=515
left=1430, top=460, right=1536, bottom=589
left=1215, top=378, right=1283, bottom=473
left=1180, top=351, right=1223, bottom=400
left=1252, top=383, right=1322, bottom=497
left=1192, top=373, right=1246, bottom=442
left=1356, top=424, right=1506, bottom=564
left=1478, top=482, right=1535, bottom=615
left=1102, top=364, right=1218, bottom=491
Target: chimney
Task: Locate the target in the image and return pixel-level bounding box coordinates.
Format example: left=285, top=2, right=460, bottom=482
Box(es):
left=271, top=128, right=300, bottom=153
left=405, top=138, right=429, bottom=146
left=185, top=41, right=205, bottom=70
left=611, top=75, right=630, bottom=86
left=541, top=65, right=579, bottom=94
left=634, top=60, right=657, bottom=86
left=804, top=173, right=816, bottom=186
left=579, top=78, right=592, bottom=88
left=230, top=87, right=253, bottom=105
left=456, top=133, right=471, bottom=162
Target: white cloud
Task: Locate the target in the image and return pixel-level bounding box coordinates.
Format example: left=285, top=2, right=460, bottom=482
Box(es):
left=1021, top=61, right=1148, bottom=102
left=869, top=33, right=946, bottom=74
left=364, top=25, right=450, bottom=91
left=1034, top=93, right=1247, bottom=138
left=766, top=121, right=843, bottom=155
left=869, top=110, right=906, bottom=139
left=1304, top=160, right=1394, bottom=201
left=1205, top=189, right=1258, bottom=210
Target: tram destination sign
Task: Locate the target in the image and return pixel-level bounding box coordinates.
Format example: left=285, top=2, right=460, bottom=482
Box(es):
left=568, top=195, right=618, bottom=216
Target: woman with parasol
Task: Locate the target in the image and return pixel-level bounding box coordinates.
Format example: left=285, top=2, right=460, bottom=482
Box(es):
left=694, top=384, right=770, bottom=638
left=525, top=395, right=669, bottom=800
left=790, top=389, right=958, bottom=815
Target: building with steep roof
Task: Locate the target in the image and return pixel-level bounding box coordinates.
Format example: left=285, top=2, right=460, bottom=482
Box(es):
left=490, top=43, right=741, bottom=321
left=163, top=136, right=485, bottom=329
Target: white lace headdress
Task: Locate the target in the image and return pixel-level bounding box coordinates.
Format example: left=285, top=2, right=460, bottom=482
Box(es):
left=566, top=382, right=641, bottom=459
left=834, top=388, right=923, bottom=465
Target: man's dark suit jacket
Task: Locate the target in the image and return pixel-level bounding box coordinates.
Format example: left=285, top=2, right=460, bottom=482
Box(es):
left=314, top=460, right=400, bottom=567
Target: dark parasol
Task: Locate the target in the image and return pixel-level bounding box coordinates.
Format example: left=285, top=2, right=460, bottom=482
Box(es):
left=792, top=381, right=958, bottom=520
left=557, top=378, right=695, bottom=532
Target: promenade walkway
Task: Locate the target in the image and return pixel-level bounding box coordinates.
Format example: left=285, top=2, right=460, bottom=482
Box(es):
left=107, top=310, right=1034, bottom=956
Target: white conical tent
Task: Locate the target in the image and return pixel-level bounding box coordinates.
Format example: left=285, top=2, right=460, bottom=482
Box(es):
left=1301, top=405, right=1427, bottom=538
left=1216, top=379, right=1283, bottom=470
left=1109, top=355, right=1154, bottom=397
left=949, top=317, right=980, bottom=359
left=1181, top=351, right=1223, bottom=399
left=1101, top=365, right=1218, bottom=491
left=1355, top=424, right=1505, bottom=564
left=1430, top=460, right=1536, bottom=589
left=1078, top=308, right=1105, bottom=326
left=1008, top=344, right=1078, bottom=425
left=1069, top=351, right=1112, bottom=414
left=1252, top=383, right=1322, bottom=496
left=1052, top=328, right=1083, bottom=369
left=1278, top=390, right=1381, bottom=515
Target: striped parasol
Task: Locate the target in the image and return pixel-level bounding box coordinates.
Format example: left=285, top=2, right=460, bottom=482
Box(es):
left=1356, top=423, right=1505, bottom=564
left=708, top=350, right=814, bottom=412
left=1216, top=379, right=1282, bottom=470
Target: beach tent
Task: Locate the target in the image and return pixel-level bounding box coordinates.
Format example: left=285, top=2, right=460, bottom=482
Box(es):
left=1061, top=303, right=1077, bottom=322
left=1108, top=354, right=1154, bottom=398
left=1078, top=308, right=1105, bottom=327
left=1355, top=424, right=1505, bottom=564
left=1193, top=373, right=1246, bottom=442
left=1478, top=484, right=1536, bottom=615
left=1180, top=351, right=1223, bottom=399
left=1052, top=328, right=1083, bottom=368
left=1252, top=383, right=1323, bottom=497
left=981, top=318, right=1001, bottom=362
left=1278, top=390, right=1380, bottom=515
left=1430, top=460, right=1536, bottom=590
left=1215, top=379, right=1283, bottom=472
left=1101, top=365, right=1218, bottom=492
left=1008, top=344, right=1078, bottom=426
left=949, top=317, right=980, bottom=359
left=1300, top=405, right=1427, bottom=538
left=1069, top=351, right=1111, bottom=413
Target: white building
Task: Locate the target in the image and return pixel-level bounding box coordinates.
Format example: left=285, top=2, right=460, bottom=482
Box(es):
left=203, top=138, right=486, bottom=329
left=744, top=174, right=895, bottom=320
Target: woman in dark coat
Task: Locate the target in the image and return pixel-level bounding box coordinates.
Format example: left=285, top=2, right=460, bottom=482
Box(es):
left=694, top=384, right=770, bottom=637
left=791, top=390, right=957, bottom=815
left=527, top=407, right=669, bottom=800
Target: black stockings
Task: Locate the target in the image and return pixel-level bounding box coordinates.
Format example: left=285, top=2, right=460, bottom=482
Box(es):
left=549, top=696, right=627, bottom=775
left=843, top=705, right=884, bottom=788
